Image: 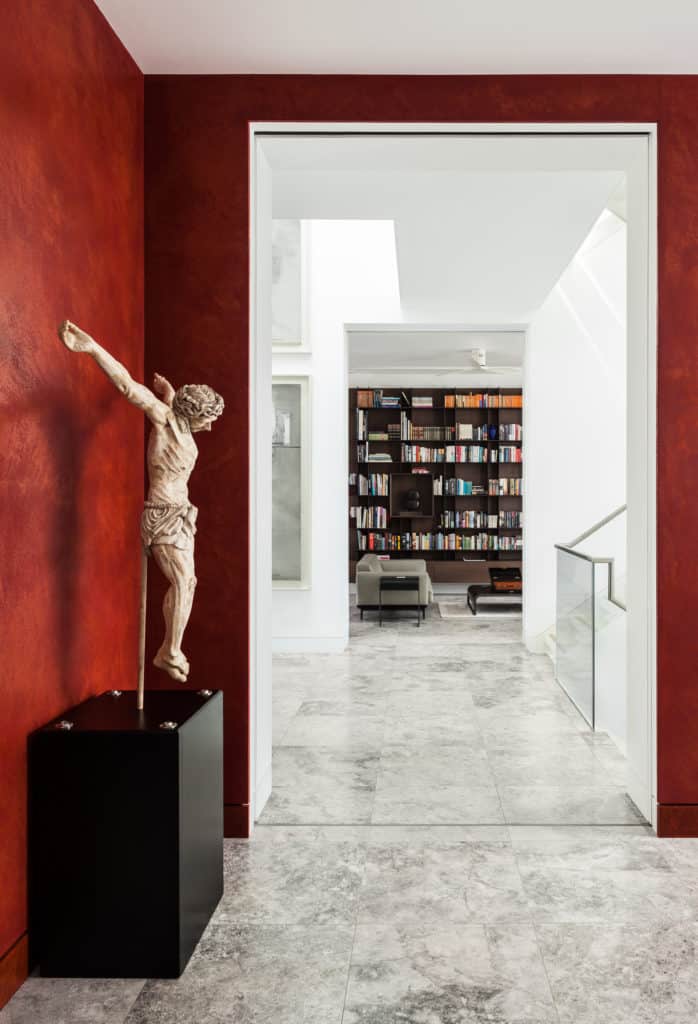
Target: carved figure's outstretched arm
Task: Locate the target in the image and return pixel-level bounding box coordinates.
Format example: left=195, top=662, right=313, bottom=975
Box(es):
left=58, top=320, right=169, bottom=425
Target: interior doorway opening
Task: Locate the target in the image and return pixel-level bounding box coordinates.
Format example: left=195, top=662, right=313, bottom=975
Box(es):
left=251, top=125, right=657, bottom=834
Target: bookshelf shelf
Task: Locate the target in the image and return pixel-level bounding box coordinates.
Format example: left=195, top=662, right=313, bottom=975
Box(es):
left=349, top=387, right=523, bottom=580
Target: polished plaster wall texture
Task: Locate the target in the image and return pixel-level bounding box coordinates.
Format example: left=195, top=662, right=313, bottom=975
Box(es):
left=0, top=0, right=144, bottom=1000
left=144, top=74, right=698, bottom=837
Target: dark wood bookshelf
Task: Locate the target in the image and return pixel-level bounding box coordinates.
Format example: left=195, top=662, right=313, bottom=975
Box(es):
left=349, top=386, right=523, bottom=583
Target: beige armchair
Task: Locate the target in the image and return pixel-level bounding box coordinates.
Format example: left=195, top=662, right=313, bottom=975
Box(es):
left=356, top=554, right=433, bottom=619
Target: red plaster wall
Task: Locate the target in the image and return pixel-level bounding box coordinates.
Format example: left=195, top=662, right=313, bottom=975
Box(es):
left=144, top=74, right=698, bottom=837
left=0, top=0, right=143, bottom=989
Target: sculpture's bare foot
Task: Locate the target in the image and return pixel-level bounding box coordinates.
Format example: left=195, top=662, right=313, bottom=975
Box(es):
left=58, top=319, right=94, bottom=353
left=153, top=651, right=189, bottom=683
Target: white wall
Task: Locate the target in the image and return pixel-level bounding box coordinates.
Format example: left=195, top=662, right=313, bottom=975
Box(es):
left=272, top=220, right=401, bottom=651
left=523, top=209, right=627, bottom=649
left=250, top=146, right=274, bottom=824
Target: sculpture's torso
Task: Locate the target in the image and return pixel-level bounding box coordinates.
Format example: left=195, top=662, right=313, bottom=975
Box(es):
left=146, top=413, right=198, bottom=505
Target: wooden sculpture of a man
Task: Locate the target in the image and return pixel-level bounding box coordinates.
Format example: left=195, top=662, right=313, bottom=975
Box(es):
left=58, top=321, right=224, bottom=683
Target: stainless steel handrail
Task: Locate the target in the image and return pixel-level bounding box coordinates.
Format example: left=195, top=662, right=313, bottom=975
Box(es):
left=555, top=504, right=627, bottom=611
left=554, top=544, right=626, bottom=611
left=564, top=504, right=627, bottom=550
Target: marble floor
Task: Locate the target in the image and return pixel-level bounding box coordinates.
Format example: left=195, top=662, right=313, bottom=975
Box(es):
left=6, top=606, right=698, bottom=1023
left=263, top=604, right=639, bottom=828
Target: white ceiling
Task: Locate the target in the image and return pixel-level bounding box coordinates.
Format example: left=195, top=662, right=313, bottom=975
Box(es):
left=95, top=0, right=698, bottom=74
left=349, top=330, right=523, bottom=372
left=265, top=134, right=626, bottom=323
left=347, top=329, right=525, bottom=388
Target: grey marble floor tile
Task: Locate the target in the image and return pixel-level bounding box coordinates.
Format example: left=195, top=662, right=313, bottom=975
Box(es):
left=381, top=709, right=482, bottom=746
left=516, top=838, right=698, bottom=924
left=466, top=675, right=560, bottom=704
left=661, top=838, right=698, bottom=876
left=272, top=694, right=305, bottom=744
left=344, top=921, right=557, bottom=1023
left=377, top=742, right=494, bottom=787
left=357, top=841, right=528, bottom=924
left=507, top=824, right=653, bottom=843
left=387, top=654, right=472, bottom=676
left=384, top=685, right=477, bottom=709
left=272, top=713, right=296, bottom=745
left=488, top=744, right=621, bottom=788
left=272, top=653, right=320, bottom=674
left=473, top=691, right=585, bottom=725
left=259, top=747, right=379, bottom=824
left=249, top=824, right=367, bottom=843
left=366, top=825, right=511, bottom=844
left=579, top=731, right=630, bottom=785
left=536, top=921, right=698, bottom=1024
left=0, top=978, right=145, bottom=1024
left=480, top=732, right=594, bottom=759
left=395, top=637, right=526, bottom=659
left=279, top=702, right=386, bottom=748
left=220, top=834, right=366, bottom=924
left=513, top=835, right=673, bottom=872
left=382, top=680, right=478, bottom=709
left=372, top=778, right=505, bottom=825
left=498, top=786, right=644, bottom=826
left=274, top=666, right=390, bottom=697
left=397, top=620, right=524, bottom=645
left=125, top=924, right=353, bottom=1024
left=371, top=743, right=501, bottom=824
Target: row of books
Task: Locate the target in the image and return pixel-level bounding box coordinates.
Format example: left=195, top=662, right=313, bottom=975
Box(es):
left=400, top=413, right=454, bottom=441
left=356, top=443, right=393, bottom=462
left=358, top=532, right=522, bottom=552
left=435, top=512, right=521, bottom=529
left=499, top=511, right=523, bottom=528
left=497, top=447, right=523, bottom=463
left=500, top=423, right=523, bottom=440
left=350, top=506, right=388, bottom=529
left=489, top=478, right=523, bottom=495
left=366, top=430, right=400, bottom=442
left=444, top=393, right=523, bottom=409
left=437, top=477, right=523, bottom=497
left=357, top=409, right=402, bottom=441
left=397, top=416, right=523, bottom=443
left=440, top=478, right=488, bottom=496
left=356, top=391, right=522, bottom=409
left=401, top=445, right=492, bottom=464
left=350, top=474, right=523, bottom=499
left=455, top=423, right=492, bottom=441
left=440, top=511, right=494, bottom=529
left=497, top=537, right=524, bottom=551
left=356, top=389, right=401, bottom=409
left=354, top=473, right=390, bottom=495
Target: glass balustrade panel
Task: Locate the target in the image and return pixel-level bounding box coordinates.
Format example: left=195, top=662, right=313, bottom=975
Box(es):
left=556, top=549, right=595, bottom=726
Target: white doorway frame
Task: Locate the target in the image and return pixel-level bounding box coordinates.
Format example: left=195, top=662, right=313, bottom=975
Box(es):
left=249, top=121, right=658, bottom=833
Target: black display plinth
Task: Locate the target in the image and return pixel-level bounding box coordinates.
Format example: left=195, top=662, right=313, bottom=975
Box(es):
left=29, top=689, right=223, bottom=978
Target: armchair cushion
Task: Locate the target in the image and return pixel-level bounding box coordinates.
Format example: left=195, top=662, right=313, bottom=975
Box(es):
left=356, top=553, right=381, bottom=573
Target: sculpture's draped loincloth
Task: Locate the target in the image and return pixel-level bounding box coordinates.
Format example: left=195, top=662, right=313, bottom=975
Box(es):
left=141, top=502, right=198, bottom=555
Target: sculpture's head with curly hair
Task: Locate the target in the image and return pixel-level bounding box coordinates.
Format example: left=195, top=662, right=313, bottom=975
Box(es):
left=172, top=384, right=224, bottom=432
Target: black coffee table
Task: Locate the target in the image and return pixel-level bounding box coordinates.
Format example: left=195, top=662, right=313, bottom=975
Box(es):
left=379, top=575, right=421, bottom=626
left=467, top=584, right=522, bottom=616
